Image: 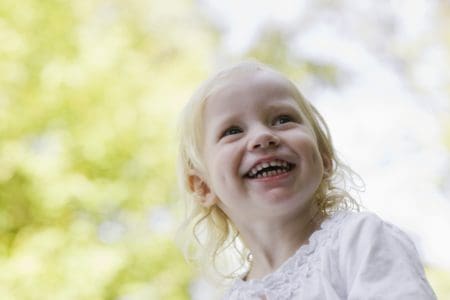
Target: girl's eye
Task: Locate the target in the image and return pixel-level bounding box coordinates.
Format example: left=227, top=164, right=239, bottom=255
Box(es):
left=221, top=126, right=243, bottom=137
left=274, top=115, right=293, bottom=125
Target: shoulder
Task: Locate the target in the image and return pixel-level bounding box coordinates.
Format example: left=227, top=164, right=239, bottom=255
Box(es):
left=334, top=210, right=436, bottom=299
left=336, top=210, right=420, bottom=259
left=339, top=210, right=391, bottom=228
left=337, top=210, right=414, bottom=245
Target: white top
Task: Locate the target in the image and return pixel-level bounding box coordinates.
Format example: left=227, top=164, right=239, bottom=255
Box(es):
left=223, top=211, right=436, bottom=300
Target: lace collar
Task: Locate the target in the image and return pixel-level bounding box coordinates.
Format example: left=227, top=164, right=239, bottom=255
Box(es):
left=224, top=210, right=349, bottom=299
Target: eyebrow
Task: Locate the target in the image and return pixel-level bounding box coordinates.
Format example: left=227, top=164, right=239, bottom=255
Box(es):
left=210, top=113, right=242, bottom=134
left=267, top=101, right=300, bottom=110
left=211, top=100, right=302, bottom=128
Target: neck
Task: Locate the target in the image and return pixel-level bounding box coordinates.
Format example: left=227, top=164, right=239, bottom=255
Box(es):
left=239, top=208, right=325, bottom=281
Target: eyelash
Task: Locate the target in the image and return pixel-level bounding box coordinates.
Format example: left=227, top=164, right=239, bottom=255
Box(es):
left=273, top=115, right=294, bottom=125
left=220, top=114, right=298, bottom=139
left=221, top=126, right=243, bottom=138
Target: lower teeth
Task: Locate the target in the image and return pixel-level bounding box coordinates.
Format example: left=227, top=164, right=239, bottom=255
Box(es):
left=256, top=169, right=288, bottom=178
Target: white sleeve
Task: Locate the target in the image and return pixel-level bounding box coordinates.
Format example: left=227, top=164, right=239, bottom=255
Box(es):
left=338, top=212, right=436, bottom=300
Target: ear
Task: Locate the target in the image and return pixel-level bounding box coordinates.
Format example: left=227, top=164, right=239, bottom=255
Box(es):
left=321, top=153, right=332, bottom=175
left=188, top=170, right=218, bottom=208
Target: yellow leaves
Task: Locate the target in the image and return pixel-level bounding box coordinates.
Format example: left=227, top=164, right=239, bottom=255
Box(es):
left=0, top=19, right=27, bottom=58
left=0, top=226, right=127, bottom=300
left=425, top=267, right=450, bottom=300
left=0, top=0, right=213, bottom=298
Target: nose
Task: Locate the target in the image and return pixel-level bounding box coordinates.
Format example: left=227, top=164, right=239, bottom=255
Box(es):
left=248, top=129, right=280, bottom=151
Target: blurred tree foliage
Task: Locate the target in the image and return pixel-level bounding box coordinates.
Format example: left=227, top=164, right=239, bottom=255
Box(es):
left=1, top=0, right=450, bottom=299
left=0, top=0, right=217, bottom=299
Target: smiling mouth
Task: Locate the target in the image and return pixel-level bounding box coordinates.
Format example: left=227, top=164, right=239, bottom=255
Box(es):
left=245, top=160, right=295, bottom=179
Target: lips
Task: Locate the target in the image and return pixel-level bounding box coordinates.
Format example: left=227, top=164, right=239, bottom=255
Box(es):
left=245, top=158, right=295, bottom=179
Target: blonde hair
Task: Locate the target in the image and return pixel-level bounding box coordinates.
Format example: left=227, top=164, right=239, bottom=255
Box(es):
left=176, top=60, right=362, bottom=279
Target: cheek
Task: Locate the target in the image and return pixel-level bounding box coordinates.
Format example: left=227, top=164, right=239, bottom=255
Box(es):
left=206, top=149, right=230, bottom=181
left=295, top=135, right=320, bottom=156
left=212, top=147, right=244, bottom=186
left=311, top=148, right=324, bottom=172
left=217, top=143, right=242, bottom=164
left=311, top=149, right=321, bottom=164
left=297, top=138, right=324, bottom=172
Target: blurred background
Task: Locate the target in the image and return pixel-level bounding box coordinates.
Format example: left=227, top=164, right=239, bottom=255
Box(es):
left=0, top=0, right=449, bottom=299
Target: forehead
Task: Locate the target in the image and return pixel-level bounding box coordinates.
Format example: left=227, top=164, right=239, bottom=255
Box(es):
left=204, top=69, right=300, bottom=113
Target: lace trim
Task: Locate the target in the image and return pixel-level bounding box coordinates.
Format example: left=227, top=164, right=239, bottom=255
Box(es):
left=223, top=210, right=350, bottom=300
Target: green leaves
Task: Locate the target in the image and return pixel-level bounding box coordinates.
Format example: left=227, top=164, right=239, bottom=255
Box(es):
left=0, top=0, right=214, bottom=299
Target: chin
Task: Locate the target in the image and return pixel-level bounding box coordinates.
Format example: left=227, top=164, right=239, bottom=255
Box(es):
left=260, top=194, right=314, bottom=216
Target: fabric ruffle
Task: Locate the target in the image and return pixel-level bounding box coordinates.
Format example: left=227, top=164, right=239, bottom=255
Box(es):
left=224, top=211, right=349, bottom=300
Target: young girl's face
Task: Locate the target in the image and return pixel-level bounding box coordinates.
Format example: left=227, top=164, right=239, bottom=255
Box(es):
left=193, top=70, right=326, bottom=224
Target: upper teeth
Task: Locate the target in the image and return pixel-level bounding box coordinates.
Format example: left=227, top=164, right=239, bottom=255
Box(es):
left=248, top=159, right=289, bottom=176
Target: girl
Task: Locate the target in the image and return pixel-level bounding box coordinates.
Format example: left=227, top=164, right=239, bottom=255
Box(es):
left=177, top=61, right=436, bottom=299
